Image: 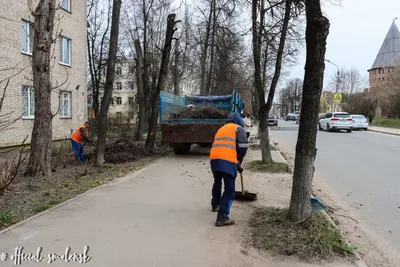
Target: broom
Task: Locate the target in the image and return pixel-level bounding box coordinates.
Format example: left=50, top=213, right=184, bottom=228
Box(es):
left=235, top=171, right=257, bottom=201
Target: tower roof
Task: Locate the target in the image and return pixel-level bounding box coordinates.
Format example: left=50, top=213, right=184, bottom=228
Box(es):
left=370, top=21, right=400, bottom=70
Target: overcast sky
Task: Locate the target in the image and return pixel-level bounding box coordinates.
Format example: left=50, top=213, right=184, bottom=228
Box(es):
left=288, top=0, right=400, bottom=89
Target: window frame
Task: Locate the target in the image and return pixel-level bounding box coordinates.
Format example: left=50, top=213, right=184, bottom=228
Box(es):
left=21, top=20, right=34, bottom=55
left=116, top=97, right=122, bottom=105
left=128, top=97, right=134, bottom=106
left=116, top=66, right=122, bottom=75
left=60, top=0, right=71, bottom=12
left=116, top=82, right=122, bottom=90
left=59, top=91, right=72, bottom=119
left=128, top=81, right=134, bottom=90
left=22, top=86, right=35, bottom=119
left=59, top=35, right=72, bottom=66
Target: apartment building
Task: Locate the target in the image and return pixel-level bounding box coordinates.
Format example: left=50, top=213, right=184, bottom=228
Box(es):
left=0, top=0, right=88, bottom=147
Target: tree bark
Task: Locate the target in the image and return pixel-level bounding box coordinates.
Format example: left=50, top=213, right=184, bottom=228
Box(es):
left=199, top=2, right=213, bottom=96
left=95, top=0, right=122, bottom=167
left=24, top=0, right=56, bottom=177
left=174, top=38, right=180, bottom=95
left=134, top=39, right=145, bottom=141
left=146, top=14, right=177, bottom=148
left=288, top=0, right=330, bottom=222
left=205, top=0, right=216, bottom=96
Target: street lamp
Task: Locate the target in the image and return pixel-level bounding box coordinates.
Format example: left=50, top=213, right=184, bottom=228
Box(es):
left=325, top=59, right=340, bottom=112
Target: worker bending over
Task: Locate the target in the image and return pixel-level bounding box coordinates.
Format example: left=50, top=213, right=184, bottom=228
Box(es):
left=70, top=121, right=91, bottom=163
left=210, top=113, right=248, bottom=227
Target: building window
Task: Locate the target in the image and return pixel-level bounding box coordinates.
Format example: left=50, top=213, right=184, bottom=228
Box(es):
left=21, top=20, right=33, bottom=55
left=59, top=91, right=72, bottom=118
left=116, top=66, right=122, bottom=75
left=128, top=81, right=134, bottom=90
left=116, top=82, right=122, bottom=90
left=382, top=77, right=385, bottom=81
left=116, top=97, right=122, bottom=105
left=59, top=36, right=71, bottom=65
left=22, top=86, right=35, bottom=119
left=128, top=97, right=134, bottom=105
left=60, top=0, right=71, bottom=12
left=110, top=98, right=114, bottom=105
left=129, top=65, right=134, bottom=74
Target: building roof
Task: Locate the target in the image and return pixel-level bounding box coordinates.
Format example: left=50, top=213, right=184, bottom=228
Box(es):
left=370, top=21, right=400, bottom=70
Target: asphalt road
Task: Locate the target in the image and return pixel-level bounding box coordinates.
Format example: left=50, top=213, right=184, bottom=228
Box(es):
left=270, top=120, right=400, bottom=252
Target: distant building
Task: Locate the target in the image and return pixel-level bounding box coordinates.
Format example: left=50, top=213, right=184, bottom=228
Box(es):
left=368, top=20, right=400, bottom=116
left=0, top=0, right=87, bottom=147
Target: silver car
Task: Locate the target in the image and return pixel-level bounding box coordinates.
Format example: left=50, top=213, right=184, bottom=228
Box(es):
left=351, top=115, right=368, bottom=131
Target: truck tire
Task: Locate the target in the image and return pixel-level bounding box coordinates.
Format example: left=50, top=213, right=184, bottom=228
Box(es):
left=172, top=143, right=191, bottom=155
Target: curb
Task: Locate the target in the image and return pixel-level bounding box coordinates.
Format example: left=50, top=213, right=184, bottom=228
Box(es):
left=269, top=141, right=368, bottom=267
left=0, top=157, right=163, bottom=236
left=368, top=128, right=400, bottom=137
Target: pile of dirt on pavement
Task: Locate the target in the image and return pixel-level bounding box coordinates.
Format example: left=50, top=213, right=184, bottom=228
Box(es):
left=93, top=140, right=170, bottom=164
left=168, top=106, right=229, bottom=120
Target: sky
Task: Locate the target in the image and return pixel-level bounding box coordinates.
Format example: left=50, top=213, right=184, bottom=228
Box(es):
left=288, top=0, right=400, bottom=89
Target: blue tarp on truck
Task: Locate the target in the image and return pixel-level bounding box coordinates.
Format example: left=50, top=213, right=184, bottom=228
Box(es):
left=158, top=90, right=243, bottom=124
left=158, top=90, right=244, bottom=154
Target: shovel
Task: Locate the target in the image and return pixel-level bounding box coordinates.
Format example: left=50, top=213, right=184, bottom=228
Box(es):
left=234, top=171, right=257, bottom=201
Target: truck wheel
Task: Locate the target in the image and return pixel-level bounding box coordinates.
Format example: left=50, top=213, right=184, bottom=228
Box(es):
left=172, top=143, right=191, bottom=155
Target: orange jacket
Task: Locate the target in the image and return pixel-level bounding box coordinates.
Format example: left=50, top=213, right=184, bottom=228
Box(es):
left=209, top=123, right=239, bottom=164
left=71, top=124, right=88, bottom=143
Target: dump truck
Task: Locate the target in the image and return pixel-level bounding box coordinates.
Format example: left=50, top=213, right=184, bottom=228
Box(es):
left=159, top=90, right=243, bottom=155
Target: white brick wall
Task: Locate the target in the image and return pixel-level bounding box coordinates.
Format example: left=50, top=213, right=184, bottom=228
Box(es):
left=0, top=0, right=87, bottom=147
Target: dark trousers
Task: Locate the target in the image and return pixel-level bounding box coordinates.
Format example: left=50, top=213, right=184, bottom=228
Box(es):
left=71, top=140, right=84, bottom=163
left=211, top=171, right=236, bottom=218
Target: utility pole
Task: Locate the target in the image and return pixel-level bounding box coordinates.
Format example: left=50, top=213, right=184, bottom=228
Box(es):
left=325, top=59, right=340, bottom=112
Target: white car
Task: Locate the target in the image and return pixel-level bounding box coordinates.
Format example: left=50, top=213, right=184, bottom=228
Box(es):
left=318, top=112, right=354, bottom=133
left=351, top=114, right=368, bottom=130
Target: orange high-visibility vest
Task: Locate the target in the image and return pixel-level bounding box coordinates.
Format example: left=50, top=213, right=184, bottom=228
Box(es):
left=71, top=124, right=88, bottom=143
left=210, top=123, right=238, bottom=164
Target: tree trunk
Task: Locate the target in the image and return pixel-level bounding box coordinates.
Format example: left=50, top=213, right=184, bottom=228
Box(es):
left=205, top=0, right=216, bottom=96
left=134, top=39, right=145, bottom=141
left=146, top=14, right=177, bottom=148
left=95, top=0, right=122, bottom=167
left=288, top=0, right=330, bottom=222
left=24, top=0, right=56, bottom=177
left=199, top=3, right=213, bottom=96
left=174, top=38, right=180, bottom=95
left=258, top=105, right=272, bottom=162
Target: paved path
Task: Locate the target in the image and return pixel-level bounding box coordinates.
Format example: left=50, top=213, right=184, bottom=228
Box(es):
left=270, top=120, right=400, bottom=253
left=0, top=144, right=355, bottom=267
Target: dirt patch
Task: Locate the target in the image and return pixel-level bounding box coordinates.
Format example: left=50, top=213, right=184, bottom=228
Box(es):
left=248, top=206, right=354, bottom=262
left=168, top=106, right=229, bottom=120
left=247, top=160, right=291, bottom=173
left=249, top=144, right=277, bottom=151
left=0, top=141, right=170, bottom=231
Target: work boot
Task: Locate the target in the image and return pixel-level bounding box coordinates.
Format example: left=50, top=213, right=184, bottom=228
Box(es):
left=215, top=214, right=235, bottom=227
left=212, top=206, right=219, bottom=212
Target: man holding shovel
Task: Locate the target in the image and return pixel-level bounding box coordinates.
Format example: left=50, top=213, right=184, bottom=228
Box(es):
left=70, top=121, right=91, bottom=164
left=210, top=113, right=248, bottom=227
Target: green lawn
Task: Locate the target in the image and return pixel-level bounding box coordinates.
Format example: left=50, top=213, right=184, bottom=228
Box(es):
left=373, top=117, right=400, bottom=129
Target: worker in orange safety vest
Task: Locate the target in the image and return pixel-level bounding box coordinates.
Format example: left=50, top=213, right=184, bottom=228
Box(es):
left=70, top=121, right=91, bottom=163
left=210, top=113, right=248, bottom=227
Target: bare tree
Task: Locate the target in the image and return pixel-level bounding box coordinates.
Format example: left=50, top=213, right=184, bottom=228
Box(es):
left=87, top=0, right=112, bottom=119
left=24, top=0, right=57, bottom=177
left=95, top=0, right=122, bottom=167
left=288, top=0, right=330, bottom=222
left=134, top=39, right=145, bottom=140
left=146, top=14, right=179, bottom=148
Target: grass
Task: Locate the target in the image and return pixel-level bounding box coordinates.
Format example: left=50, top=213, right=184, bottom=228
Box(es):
left=248, top=160, right=291, bottom=173
left=0, top=211, right=14, bottom=225
left=249, top=207, right=354, bottom=261
left=373, top=117, right=400, bottom=129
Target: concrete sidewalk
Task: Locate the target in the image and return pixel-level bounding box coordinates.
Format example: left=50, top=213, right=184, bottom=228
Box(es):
left=369, top=126, right=400, bottom=136
left=0, top=145, right=355, bottom=267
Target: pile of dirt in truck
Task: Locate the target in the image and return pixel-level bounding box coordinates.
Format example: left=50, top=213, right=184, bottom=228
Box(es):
left=168, top=106, right=229, bottom=120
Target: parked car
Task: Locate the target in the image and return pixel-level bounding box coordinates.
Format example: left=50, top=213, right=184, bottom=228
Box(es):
left=268, top=114, right=278, bottom=126
left=318, top=113, right=326, bottom=120
left=285, top=113, right=297, bottom=121
left=318, top=112, right=353, bottom=132
left=351, top=114, right=368, bottom=130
